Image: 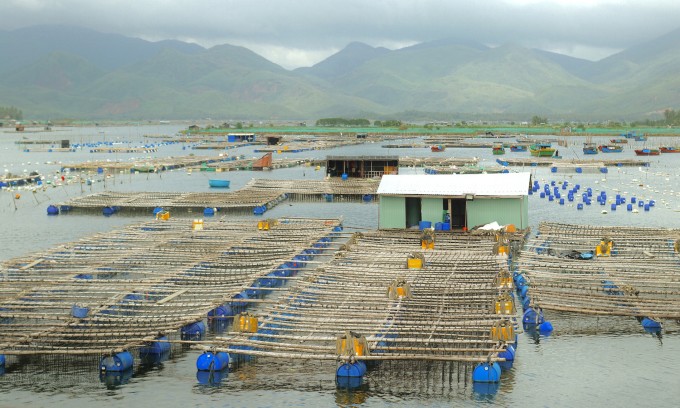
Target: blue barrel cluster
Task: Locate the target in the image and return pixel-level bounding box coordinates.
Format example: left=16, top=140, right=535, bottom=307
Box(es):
left=196, top=225, right=342, bottom=376
left=531, top=179, right=656, bottom=214
left=513, top=271, right=553, bottom=335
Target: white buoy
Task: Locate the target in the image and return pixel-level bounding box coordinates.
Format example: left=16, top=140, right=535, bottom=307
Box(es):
left=601, top=210, right=608, bottom=214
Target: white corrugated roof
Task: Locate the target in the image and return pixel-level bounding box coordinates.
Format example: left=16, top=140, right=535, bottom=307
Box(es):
left=377, top=173, right=531, bottom=197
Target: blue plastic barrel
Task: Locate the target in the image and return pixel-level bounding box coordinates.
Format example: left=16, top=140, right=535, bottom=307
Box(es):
left=196, top=351, right=230, bottom=371
left=539, top=321, right=554, bottom=333
left=575, top=167, right=582, bottom=173
left=152, top=207, right=163, bottom=215
left=631, top=197, right=636, bottom=203
left=522, top=307, right=545, bottom=326
left=141, top=336, right=171, bottom=355
left=341, top=173, right=348, bottom=181
left=638, top=200, right=644, bottom=207
left=577, top=203, right=583, bottom=210
left=434, top=222, right=443, bottom=231
left=203, top=207, right=215, bottom=216
left=100, top=351, right=134, bottom=372
left=548, top=195, right=554, bottom=202
left=627, top=204, right=633, bottom=211
left=539, top=192, right=546, bottom=198
left=181, top=321, right=206, bottom=341
left=644, top=204, right=650, bottom=211
left=472, top=362, right=501, bottom=383
left=419, top=221, right=432, bottom=230
left=71, top=304, right=89, bottom=318
left=102, top=206, right=115, bottom=216
left=497, top=344, right=516, bottom=361
left=196, top=368, right=227, bottom=384
left=336, top=361, right=367, bottom=377
left=441, top=222, right=451, bottom=231
left=611, top=204, right=616, bottom=211
left=47, top=205, right=59, bottom=216
left=640, top=317, right=661, bottom=330
left=649, top=200, right=656, bottom=207
left=559, top=198, right=565, bottom=205
left=362, top=194, right=373, bottom=202
left=208, top=304, right=233, bottom=319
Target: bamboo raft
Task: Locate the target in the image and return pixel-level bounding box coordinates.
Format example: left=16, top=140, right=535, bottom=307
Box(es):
left=190, top=157, right=314, bottom=172
left=88, top=147, right=158, bottom=153
left=0, top=217, right=342, bottom=356
left=55, top=178, right=381, bottom=214
left=398, top=157, right=480, bottom=167
left=205, top=229, right=526, bottom=364
left=517, top=222, right=680, bottom=319
left=500, top=158, right=649, bottom=167
left=60, top=154, right=242, bottom=174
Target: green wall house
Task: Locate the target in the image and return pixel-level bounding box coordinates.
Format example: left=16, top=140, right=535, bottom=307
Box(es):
left=377, top=173, right=530, bottom=230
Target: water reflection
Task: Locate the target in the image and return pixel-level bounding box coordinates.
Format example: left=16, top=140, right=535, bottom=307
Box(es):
left=99, top=368, right=133, bottom=389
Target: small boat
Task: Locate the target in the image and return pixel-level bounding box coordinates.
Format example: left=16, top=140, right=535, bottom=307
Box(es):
left=431, top=144, right=445, bottom=152
left=529, top=143, right=556, bottom=157
left=635, top=148, right=660, bottom=156
left=208, top=179, right=230, bottom=188
left=510, top=145, right=527, bottom=152
left=583, top=143, right=598, bottom=155
left=598, top=144, right=623, bottom=153
left=659, top=146, right=680, bottom=153
left=610, top=138, right=628, bottom=144
left=634, top=134, right=648, bottom=142
left=492, top=144, right=505, bottom=155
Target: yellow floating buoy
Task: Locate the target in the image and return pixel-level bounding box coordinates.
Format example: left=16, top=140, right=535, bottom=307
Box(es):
left=192, top=219, right=204, bottom=230
left=15, top=193, right=21, bottom=199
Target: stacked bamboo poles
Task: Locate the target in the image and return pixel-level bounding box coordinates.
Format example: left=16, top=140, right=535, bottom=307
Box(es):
left=191, top=157, right=314, bottom=172
left=209, top=229, right=522, bottom=363
left=56, top=178, right=381, bottom=213
left=0, top=217, right=341, bottom=356
left=518, top=222, right=680, bottom=318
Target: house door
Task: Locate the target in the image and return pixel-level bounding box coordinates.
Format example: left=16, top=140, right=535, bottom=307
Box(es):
left=405, top=197, right=421, bottom=228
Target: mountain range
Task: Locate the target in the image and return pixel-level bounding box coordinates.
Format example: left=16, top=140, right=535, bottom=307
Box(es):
left=0, top=24, right=679, bottom=121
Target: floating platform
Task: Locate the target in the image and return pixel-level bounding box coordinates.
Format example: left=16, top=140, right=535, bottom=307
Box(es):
left=205, top=229, right=526, bottom=365
left=0, top=217, right=341, bottom=356
left=55, top=178, right=381, bottom=214
left=518, top=222, right=680, bottom=319
left=500, top=158, right=649, bottom=167
left=60, top=154, right=242, bottom=174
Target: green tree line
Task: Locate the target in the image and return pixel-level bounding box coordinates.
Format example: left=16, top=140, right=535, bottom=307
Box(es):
left=0, top=106, right=23, bottom=120
left=315, top=118, right=371, bottom=127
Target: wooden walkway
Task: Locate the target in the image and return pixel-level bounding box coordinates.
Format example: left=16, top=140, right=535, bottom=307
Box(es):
left=517, top=222, right=680, bottom=319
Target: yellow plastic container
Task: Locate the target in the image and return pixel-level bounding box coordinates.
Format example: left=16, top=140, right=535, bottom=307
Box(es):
left=596, top=241, right=612, bottom=257
left=396, top=286, right=407, bottom=297
left=494, top=299, right=515, bottom=315
left=340, top=338, right=365, bottom=356
left=490, top=321, right=515, bottom=341
left=156, top=210, right=170, bottom=221
left=258, top=220, right=270, bottom=231
left=192, top=219, right=204, bottom=230
left=237, top=314, right=258, bottom=333
left=407, top=258, right=423, bottom=269
left=497, top=245, right=509, bottom=254
left=421, top=240, right=434, bottom=250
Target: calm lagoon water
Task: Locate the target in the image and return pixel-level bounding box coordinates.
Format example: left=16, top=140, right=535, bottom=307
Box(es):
left=1, top=126, right=679, bottom=407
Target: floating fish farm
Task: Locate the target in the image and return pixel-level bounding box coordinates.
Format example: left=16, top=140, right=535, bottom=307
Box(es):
left=0, top=217, right=341, bottom=363
left=197, top=228, right=527, bottom=386
left=516, top=222, right=680, bottom=333
left=51, top=178, right=381, bottom=216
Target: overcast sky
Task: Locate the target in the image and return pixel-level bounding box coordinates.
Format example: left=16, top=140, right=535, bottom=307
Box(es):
left=2, top=0, right=679, bottom=69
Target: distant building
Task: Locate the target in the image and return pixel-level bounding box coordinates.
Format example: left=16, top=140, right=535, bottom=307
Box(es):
left=377, top=173, right=530, bottom=230
left=227, top=132, right=256, bottom=142
left=326, top=155, right=399, bottom=178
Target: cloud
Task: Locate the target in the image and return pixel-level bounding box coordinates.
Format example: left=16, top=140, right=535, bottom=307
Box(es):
left=1, top=0, right=679, bottom=68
